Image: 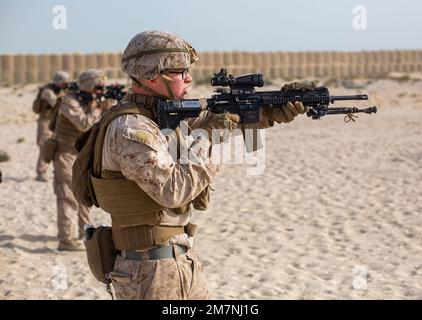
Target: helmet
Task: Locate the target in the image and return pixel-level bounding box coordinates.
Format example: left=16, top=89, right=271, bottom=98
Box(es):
left=121, top=30, right=198, bottom=81
left=52, top=71, right=70, bottom=86
left=78, top=69, right=106, bottom=92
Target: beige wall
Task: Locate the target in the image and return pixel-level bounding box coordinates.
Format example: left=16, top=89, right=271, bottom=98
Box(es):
left=1, top=50, right=421, bottom=85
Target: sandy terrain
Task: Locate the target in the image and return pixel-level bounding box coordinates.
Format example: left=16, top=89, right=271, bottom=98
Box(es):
left=0, top=75, right=421, bottom=299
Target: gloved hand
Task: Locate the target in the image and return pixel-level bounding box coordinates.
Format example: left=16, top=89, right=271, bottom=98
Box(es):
left=87, top=101, right=103, bottom=118
left=280, top=81, right=317, bottom=92
left=264, top=81, right=316, bottom=124
left=203, top=112, right=240, bottom=142
left=264, top=101, right=308, bottom=124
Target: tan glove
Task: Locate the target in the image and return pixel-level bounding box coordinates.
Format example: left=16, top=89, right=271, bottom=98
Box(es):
left=203, top=112, right=240, bottom=141
left=264, top=81, right=316, bottom=124
left=281, top=81, right=317, bottom=92
left=264, top=101, right=309, bottom=124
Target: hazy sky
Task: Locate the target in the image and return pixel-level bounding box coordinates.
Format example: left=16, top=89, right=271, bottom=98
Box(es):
left=0, top=0, right=421, bottom=53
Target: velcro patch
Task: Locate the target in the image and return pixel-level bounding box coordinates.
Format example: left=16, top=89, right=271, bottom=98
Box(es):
left=123, top=127, right=161, bottom=151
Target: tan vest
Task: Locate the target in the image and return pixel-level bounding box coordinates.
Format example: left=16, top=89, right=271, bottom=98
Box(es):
left=39, top=85, right=62, bottom=119
left=38, top=99, right=52, bottom=118
left=54, top=95, right=94, bottom=146
left=90, top=94, right=197, bottom=250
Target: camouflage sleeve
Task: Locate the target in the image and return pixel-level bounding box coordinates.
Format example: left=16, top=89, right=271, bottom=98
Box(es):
left=111, top=114, right=219, bottom=208
left=40, top=88, right=57, bottom=108
left=59, top=96, right=101, bottom=132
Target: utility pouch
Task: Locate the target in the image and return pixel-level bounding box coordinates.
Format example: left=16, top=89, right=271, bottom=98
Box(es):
left=83, top=225, right=117, bottom=284
left=41, top=138, right=57, bottom=163
left=192, top=185, right=211, bottom=211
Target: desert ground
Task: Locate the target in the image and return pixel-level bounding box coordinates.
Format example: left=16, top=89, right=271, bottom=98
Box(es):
left=0, top=74, right=421, bottom=299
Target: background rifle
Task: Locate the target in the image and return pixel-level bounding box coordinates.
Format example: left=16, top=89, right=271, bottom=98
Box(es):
left=65, top=82, right=127, bottom=101
left=100, top=84, right=127, bottom=101
left=65, top=81, right=79, bottom=92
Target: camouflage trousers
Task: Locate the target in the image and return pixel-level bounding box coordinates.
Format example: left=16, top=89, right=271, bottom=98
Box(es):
left=53, top=142, right=92, bottom=241
left=36, top=117, right=53, bottom=175
left=110, top=248, right=212, bottom=300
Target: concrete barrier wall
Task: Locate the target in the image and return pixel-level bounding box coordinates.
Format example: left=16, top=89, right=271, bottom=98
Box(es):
left=1, top=50, right=421, bottom=85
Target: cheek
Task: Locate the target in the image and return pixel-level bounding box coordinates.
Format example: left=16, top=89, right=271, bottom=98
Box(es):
left=171, top=81, right=187, bottom=96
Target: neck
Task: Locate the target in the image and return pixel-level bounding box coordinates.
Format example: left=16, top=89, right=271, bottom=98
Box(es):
left=132, top=84, right=152, bottom=96
left=131, top=78, right=170, bottom=99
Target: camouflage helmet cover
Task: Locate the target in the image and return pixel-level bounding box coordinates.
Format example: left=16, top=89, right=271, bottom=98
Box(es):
left=78, top=69, right=106, bottom=92
left=121, top=30, right=198, bottom=80
left=52, top=71, right=70, bottom=85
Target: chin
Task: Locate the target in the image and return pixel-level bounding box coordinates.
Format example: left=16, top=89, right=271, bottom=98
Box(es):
left=175, top=92, right=187, bottom=100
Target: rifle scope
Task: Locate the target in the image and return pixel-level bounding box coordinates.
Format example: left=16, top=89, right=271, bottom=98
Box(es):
left=211, top=68, right=264, bottom=88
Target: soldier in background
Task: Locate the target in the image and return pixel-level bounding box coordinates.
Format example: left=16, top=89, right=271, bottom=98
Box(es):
left=33, top=71, right=70, bottom=182
left=53, top=69, right=108, bottom=251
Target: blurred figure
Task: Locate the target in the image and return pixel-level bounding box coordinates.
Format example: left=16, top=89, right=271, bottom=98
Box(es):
left=32, top=71, right=70, bottom=182
left=53, top=69, right=107, bottom=251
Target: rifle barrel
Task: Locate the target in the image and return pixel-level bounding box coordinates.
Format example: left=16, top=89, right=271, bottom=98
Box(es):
left=325, top=106, right=377, bottom=115
left=330, top=94, right=368, bottom=102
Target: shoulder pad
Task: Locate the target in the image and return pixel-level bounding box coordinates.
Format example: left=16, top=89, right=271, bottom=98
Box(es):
left=62, top=95, right=80, bottom=108
left=41, top=87, right=54, bottom=96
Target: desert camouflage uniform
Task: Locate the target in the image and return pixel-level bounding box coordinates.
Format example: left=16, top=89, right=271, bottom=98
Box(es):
left=112, top=248, right=211, bottom=299
left=54, top=95, right=102, bottom=242
left=36, top=87, right=62, bottom=176
left=103, top=109, right=218, bottom=299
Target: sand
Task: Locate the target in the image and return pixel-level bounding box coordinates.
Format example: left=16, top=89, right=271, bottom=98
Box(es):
left=0, top=76, right=421, bottom=299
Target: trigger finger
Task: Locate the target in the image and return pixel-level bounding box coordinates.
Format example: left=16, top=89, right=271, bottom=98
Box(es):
left=283, top=102, right=295, bottom=122
left=286, top=101, right=299, bottom=117
left=273, top=109, right=288, bottom=123
left=294, top=101, right=306, bottom=114
left=227, top=113, right=240, bottom=123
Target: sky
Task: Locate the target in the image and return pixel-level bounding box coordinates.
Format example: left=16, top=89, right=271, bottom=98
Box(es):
left=0, top=0, right=421, bottom=54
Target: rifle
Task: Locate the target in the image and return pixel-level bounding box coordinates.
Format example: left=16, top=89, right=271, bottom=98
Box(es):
left=65, top=81, right=79, bottom=92
left=64, top=82, right=127, bottom=101
left=101, top=84, right=127, bottom=101
left=155, top=68, right=377, bottom=129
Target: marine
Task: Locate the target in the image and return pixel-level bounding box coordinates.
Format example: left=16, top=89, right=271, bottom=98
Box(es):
left=32, top=71, right=70, bottom=182
left=53, top=69, right=110, bottom=251
left=73, top=30, right=310, bottom=299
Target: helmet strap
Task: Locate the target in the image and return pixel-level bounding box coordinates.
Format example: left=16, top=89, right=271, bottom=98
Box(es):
left=130, top=76, right=168, bottom=99
left=161, top=71, right=175, bottom=100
